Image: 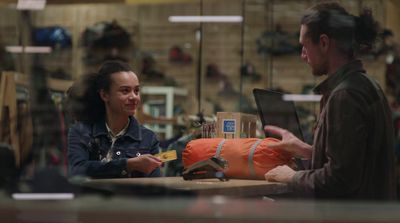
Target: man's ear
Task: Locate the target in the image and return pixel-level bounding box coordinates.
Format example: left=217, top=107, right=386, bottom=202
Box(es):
left=319, top=34, right=330, bottom=52
left=99, top=89, right=109, bottom=102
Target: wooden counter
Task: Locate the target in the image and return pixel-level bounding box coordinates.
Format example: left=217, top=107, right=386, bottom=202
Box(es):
left=82, top=176, right=289, bottom=197
left=2, top=194, right=400, bottom=223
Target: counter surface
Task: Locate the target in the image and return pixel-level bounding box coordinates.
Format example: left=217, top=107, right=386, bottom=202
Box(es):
left=82, top=176, right=289, bottom=197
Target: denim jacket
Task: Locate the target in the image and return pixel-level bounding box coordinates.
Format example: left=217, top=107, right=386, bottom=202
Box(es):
left=68, top=116, right=161, bottom=178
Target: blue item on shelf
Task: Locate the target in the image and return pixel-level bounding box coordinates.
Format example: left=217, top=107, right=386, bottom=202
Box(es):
left=32, top=26, right=72, bottom=48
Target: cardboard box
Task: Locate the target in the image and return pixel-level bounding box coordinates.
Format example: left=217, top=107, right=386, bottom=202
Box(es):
left=216, top=112, right=257, bottom=139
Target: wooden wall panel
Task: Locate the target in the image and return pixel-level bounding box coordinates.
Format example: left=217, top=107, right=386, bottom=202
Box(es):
left=385, top=0, right=400, bottom=43
left=19, top=0, right=389, bottom=115
left=0, top=8, right=18, bottom=44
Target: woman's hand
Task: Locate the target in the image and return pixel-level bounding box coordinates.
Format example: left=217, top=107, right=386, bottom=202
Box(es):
left=127, top=154, right=162, bottom=174
left=264, top=125, right=312, bottom=159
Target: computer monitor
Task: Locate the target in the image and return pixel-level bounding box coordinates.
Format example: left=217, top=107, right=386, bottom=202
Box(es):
left=253, top=88, right=304, bottom=141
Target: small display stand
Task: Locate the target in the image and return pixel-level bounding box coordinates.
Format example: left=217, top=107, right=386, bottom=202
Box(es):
left=216, top=112, right=257, bottom=139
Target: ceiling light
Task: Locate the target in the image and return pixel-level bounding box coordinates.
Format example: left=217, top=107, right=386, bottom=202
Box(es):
left=283, top=94, right=322, bottom=102
left=17, top=0, right=46, bottom=10
left=169, top=16, right=243, bottom=23
left=6, top=46, right=52, bottom=54
left=12, top=193, right=74, bottom=200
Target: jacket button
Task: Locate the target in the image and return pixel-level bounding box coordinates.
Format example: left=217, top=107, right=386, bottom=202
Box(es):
left=116, top=151, right=121, bottom=156
left=121, top=170, right=127, bottom=176
left=136, top=152, right=141, bottom=157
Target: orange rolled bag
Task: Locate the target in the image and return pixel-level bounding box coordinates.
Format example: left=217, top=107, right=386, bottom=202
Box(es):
left=182, top=137, right=293, bottom=180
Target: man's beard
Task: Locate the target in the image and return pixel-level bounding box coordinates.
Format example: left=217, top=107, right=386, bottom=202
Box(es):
left=312, top=69, right=325, bottom=77
left=311, top=62, right=328, bottom=76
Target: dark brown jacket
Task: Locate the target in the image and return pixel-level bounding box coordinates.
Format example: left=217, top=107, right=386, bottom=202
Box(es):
left=289, top=60, right=397, bottom=200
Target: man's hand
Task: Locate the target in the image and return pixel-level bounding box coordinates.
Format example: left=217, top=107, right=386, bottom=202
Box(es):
left=127, top=154, right=162, bottom=174
left=264, top=165, right=296, bottom=183
left=264, top=125, right=312, bottom=159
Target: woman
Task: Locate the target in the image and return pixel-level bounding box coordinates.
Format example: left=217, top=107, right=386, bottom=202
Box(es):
left=66, top=60, right=162, bottom=178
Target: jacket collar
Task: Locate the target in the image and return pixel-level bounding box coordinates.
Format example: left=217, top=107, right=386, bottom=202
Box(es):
left=314, top=59, right=365, bottom=96
left=92, top=116, right=142, bottom=141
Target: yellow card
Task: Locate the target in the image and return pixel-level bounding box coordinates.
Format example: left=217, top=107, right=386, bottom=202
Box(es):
left=154, top=150, right=177, bottom=162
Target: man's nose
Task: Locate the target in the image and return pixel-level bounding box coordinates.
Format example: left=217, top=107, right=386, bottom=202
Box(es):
left=129, top=91, right=139, bottom=99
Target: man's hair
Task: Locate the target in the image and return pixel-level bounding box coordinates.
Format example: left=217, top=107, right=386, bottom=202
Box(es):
left=301, top=2, right=379, bottom=57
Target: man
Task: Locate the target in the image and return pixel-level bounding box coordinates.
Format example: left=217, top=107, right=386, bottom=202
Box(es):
left=264, top=2, right=397, bottom=200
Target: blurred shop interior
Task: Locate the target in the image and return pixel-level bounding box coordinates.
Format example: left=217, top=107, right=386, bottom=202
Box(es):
left=1, top=0, right=400, bottom=216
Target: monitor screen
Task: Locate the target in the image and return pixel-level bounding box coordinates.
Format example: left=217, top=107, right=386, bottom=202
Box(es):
left=253, top=88, right=304, bottom=141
